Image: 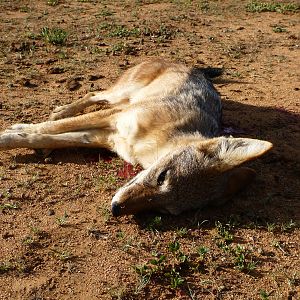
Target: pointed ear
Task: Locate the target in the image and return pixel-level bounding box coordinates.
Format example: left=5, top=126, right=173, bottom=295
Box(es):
left=207, top=137, right=273, bottom=171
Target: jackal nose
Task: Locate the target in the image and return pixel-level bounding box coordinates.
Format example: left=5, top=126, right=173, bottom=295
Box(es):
left=111, top=202, right=121, bottom=217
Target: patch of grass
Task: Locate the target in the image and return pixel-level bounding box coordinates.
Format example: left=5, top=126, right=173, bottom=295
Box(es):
left=246, top=1, right=299, bottom=13
left=197, top=246, right=209, bottom=259
left=271, top=239, right=286, bottom=253
left=116, top=230, right=125, bottom=239
left=281, top=219, right=297, bottom=232
left=109, top=285, right=128, bottom=299
left=259, top=289, right=271, bottom=300
left=56, top=211, right=68, bottom=226
left=198, top=0, right=210, bottom=12
left=215, top=221, right=234, bottom=244
left=176, top=227, right=188, bottom=237
left=266, top=222, right=277, bottom=232
left=272, top=25, right=287, bottom=33
left=110, top=42, right=137, bottom=55
left=97, top=206, right=111, bottom=222
left=98, top=22, right=177, bottom=44
left=286, top=272, right=299, bottom=288
left=108, top=25, right=140, bottom=38
left=154, top=24, right=176, bottom=42
left=57, top=50, right=68, bottom=59
left=47, top=0, right=59, bottom=5
left=51, top=249, right=73, bottom=261
left=97, top=174, right=118, bottom=191
left=20, top=6, right=31, bottom=13
left=0, top=189, right=12, bottom=200
left=0, top=262, right=13, bottom=273
left=166, top=268, right=185, bottom=289
left=134, top=240, right=191, bottom=291
left=231, top=245, right=257, bottom=272
left=22, top=236, right=36, bottom=246
left=146, top=216, right=163, bottom=231
left=0, top=202, right=18, bottom=211
left=134, top=263, right=152, bottom=294
left=41, top=27, right=68, bottom=45
left=99, top=7, right=115, bottom=17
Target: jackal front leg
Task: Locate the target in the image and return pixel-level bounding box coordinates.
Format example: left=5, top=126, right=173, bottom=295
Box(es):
left=50, top=89, right=130, bottom=121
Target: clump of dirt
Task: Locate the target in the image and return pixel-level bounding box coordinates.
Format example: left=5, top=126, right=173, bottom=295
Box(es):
left=0, top=1, right=299, bottom=299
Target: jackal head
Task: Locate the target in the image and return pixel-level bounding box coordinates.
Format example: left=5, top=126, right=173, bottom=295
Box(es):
left=111, top=137, right=272, bottom=216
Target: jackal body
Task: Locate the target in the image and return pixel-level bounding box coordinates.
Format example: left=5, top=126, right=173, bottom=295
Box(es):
left=0, top=59, right=272, bottom=216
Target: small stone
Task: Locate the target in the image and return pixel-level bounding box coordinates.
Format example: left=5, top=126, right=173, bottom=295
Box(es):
left=88, top=74, right=104, bottom=81
left=48, top=67, right=65, bottom=74
left=8, top=164, right=18, bottom=170
left=2, top=232, right=14, bottom=239
left=44, top=157, right=53, bottom=164
left=66, top=79, right=81, bottom=91
left=47, top=209, right=55, bottom=216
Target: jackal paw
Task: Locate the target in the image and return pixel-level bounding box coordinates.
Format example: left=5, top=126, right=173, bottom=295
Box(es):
left=49, top=104, right=73, bottom=121
left=0, top=131, right=26, bottom=149
left=4, top=123, right=33, bottom=133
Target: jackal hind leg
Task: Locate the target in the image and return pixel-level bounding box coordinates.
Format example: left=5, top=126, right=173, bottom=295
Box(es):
left=1, top=108, right=118, bottom=151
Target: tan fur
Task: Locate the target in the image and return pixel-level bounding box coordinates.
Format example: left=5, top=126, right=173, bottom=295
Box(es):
left=0, top=59, right=273, bottom=216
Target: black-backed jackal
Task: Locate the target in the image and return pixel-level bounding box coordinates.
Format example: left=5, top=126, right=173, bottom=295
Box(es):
left=0, top=59, right=272, bottom=216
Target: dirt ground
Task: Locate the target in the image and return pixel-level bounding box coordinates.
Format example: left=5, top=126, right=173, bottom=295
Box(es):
left=0, top=0, right=299, bottom=299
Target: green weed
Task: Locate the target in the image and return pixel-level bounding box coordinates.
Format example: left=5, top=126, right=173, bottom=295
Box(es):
left=166, top=268, right=184, bottom=289
left=97, top=206, right=111, bottom=222
left=96, top=174, right=118, bottom=191
left=22, top=236, right=36, bottom=246
left=0, top=262, right=13, bottom=273
left=108, top=25, right=140, bottom=38
left=198, top=0, right=210, bottom=12
left=99, top=7, right=115, bottom=17
left=134, top=240, right=190, bottom=291
left=231, top=245, right=257, bottom=272
left=272, top=25, right=287, bottom=33
left=51, top=249, right=73, bottom=261
left=176, top=227, right=188, bottom=237
left=215, top=221, right=234, bottom=244
left=281, top=219, right=297, bottom=232
left=197, top=246, right=209, bottom=259
left=56, top=211, right=68, bottom=226
left=20, top=6, right=31, bottom=13
left=41, top=27, right=68, bottom=45
left=111, top=43, right=136, bottom=55
left=246, top=1, right=299, bottom=13
left=0, top=203, right=18, bottom=211
left=47, top=0, right=59, bottom=5
left=146, top=216, right=163, bottom=231
left=266, top=222, right=277, bottom=232
left=259, top=289, right=270, bottom=300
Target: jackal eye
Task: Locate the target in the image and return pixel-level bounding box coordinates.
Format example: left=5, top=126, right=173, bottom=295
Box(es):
left=157, top=170, right=168, bottom=186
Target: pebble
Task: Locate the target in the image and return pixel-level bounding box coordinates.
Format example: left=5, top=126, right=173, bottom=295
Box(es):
left=47, top=209, right=55, bottom=216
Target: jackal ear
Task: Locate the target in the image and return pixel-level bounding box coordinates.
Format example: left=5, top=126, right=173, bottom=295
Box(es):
left=214, top=137, right=273, bottom=171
